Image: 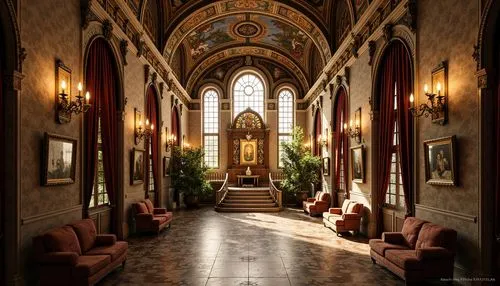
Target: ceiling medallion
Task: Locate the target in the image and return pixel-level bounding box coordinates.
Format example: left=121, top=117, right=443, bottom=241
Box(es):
left=234, top=21, right=263, bottom=38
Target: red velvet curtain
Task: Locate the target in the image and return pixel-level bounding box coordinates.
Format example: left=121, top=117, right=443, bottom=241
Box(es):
left=496, top=43, right=500, bottom=240
left=395, top=44, right=414, bottom=216
left=146, top=86, right=159, bottom=200
left=84, top=38, right=119, bottom=214
left=314, top=111, right=322, bottom=156
left=375, top=44, right=397, bottom=236
left=333, top=88, right=348, bottom=206
left=171, top=108, right=180, bottom=146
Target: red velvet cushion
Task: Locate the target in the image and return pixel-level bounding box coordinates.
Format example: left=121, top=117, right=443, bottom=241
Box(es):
left=135, top=202, right=148, bottom=214
left=144, top=199, right=154, bottom=213
left=43, top=226, right=82, bottom=255
left=401, top=217, right=427, bottom=249
left=319, top=192, right=330, bottom=202
left=70, top=219, right=97, bottom=253
left=385, top=250, right=423, bottom=270
left=85, top=241, right=128, bottom=262
left=73, top=255, right=110, bottom=278
left=416, top=223, right=457, bottom=250
left=369, top=239, right=410, bottom=256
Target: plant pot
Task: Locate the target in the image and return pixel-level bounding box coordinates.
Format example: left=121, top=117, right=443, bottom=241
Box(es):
left=295, top=191, right=308, bottom=207
left=184, top=194, right=199, bottom=208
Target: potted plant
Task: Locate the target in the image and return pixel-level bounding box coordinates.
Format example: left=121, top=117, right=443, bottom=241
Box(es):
left=170, top=146, right=212, bottom=208
left=280, top=127, right=322, bottom=206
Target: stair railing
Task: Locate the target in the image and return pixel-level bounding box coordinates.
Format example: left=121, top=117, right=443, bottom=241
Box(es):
left=269, top=173, right=283, bottom=210
left=215, top=173, right=229, bottom=207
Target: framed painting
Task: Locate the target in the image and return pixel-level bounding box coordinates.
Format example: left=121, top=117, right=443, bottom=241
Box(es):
left=323, top=157, right=330, bottom=176
left=424, top=136, right=457, bottom=186
left=431, top=61, right=448, bottom=125
left=130, top=148, right=145, bottom=185
left=163, top=156, right=171, bottom=177
left=240, top=139, right=257, bottom=165
left=42, top=133, right=77, bottom=186
left=350, top=145, right=364, bottom=183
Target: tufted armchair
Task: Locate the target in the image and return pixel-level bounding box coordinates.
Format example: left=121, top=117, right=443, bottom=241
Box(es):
left=303, top=191, right=331, bottom=216
left=322, top=199, right=363, bottom=235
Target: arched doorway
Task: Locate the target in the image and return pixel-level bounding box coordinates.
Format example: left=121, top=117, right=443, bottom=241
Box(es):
left=372, top=39, right=414, bottom=235
left=145, top=85, right=161, bottom=205
left=478, top=0, right=500, bottom=277
left=83, top=37, right=124, bottom=235
left=332, top=86, right=348, bottom=207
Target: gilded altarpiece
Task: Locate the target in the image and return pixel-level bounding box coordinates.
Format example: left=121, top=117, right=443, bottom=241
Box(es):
left=227, top=109, right=269, bottom=184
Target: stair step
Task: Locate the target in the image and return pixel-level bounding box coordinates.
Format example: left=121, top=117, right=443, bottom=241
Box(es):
left=221, top=203, right=277, bottom=208
left=224, top=199, right=274, bottom=203
left=228, top=187, right=269, bottom=191
left=216, top=207, right=281, bottom=213
left=227, top=192, right=270, bottom=195
left=225, top=195, right=272, bottom=200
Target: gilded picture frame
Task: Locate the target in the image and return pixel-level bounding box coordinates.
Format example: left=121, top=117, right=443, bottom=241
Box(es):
left=424, top=135, right=457, bottom=186
left=42, top=133, right=78, bottom=186
left=240, top=139, right=258, bottom=165
left=350, top=145, right=365, bottom=183
left=130, top=148, right=145, bottom=185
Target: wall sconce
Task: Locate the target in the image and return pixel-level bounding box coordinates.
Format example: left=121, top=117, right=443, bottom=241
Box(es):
left=343, top=108, right=362, bottom=143
left=317, top=134, right=328, bottom=148
left=166, top=133, right=177, bottom=151
left=409, top=83, right=447, bottom=123
left=56, top=60, right=91, bottom=124
left=410, top=62, right=448, bottom=125
left=134, top=108, right=154, bottom=144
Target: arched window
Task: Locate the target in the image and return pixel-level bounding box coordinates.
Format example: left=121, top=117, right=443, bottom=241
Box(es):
left=333, top=87, right=348, bottom=204
left=278, top=89, right=294, bottom=167
left=146, top=86, right=160, bottom=204
left=203, top=89, right=219, bottom=168
left=233, top=73, right=264, bottom=119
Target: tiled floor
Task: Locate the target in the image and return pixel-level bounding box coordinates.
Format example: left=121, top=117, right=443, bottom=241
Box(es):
left=99, top=207, right=404, bottom=286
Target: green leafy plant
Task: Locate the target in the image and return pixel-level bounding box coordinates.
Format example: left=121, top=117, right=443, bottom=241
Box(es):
left=280, top=127, right=322, bottom=195
left=170, top=147, right=212, bottom=197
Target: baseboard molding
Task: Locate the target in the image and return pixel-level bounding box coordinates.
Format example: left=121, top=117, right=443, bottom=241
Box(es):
left=21, top=204, right=83, bottom=225
left=415, top=204, right=477, bottom=223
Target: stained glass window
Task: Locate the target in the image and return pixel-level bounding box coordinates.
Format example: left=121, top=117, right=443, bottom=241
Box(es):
left=278, top=89, right=294, bottom=167
left=203, top=89, right=219, bottom=168
left=233, top=73, right=264, bottom=119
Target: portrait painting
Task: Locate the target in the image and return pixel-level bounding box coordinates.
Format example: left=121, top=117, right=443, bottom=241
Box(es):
left=323, top=157, right=330, bottom=176
left=240, top=139, right=257, bottom=165
left=42, top=133, right=77, bottom=186
left=350, top=145, right=364, bottom=183
left=424, top=136, right=457, bottom=186
left=131, top=148, right=145, bottom=185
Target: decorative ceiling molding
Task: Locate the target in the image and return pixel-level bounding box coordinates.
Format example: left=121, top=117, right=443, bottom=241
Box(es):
left=186, top=46, right=310, bottom=95
left=163, top=0, right=331, bottom=66
left=90, top=0, right=192, bottom=106
left=304, top=0, right=409, bottom=106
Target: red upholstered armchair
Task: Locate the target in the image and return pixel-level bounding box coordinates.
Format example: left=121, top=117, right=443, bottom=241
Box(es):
left=134, top=199, right=173, bottom=234
left=322, top=199, right=363, bottom=235
left=369, top=217, right=457, bottom=284
left=303, top=191, right=331, bottom=216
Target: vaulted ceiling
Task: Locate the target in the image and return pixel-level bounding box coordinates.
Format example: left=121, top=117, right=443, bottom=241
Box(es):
left=126, top=0, right=372, bottom=98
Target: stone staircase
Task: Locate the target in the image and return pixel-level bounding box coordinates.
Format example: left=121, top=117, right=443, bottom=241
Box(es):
left=215, top=187, right=281, bottom=212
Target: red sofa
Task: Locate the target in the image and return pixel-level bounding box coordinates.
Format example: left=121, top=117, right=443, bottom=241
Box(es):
left=369, top=217, right=457, bottom=284
left=33, top=219, right=128, bottom=286
left=323, top=199, right=363, bottom=235
left=135, top=198, right=173, bottom=234
left=303, top=191, right=331, bottom=216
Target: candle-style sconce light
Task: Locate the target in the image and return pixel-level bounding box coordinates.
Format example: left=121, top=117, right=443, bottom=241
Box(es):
left=166, top=129, right=177, bottom=152
left=134, top=108, right=154, bottom=144
left=409, top=61, right=448, bottom=125
left=56, top=60, right=91, bottom=124
left=317, top=133, right=328, bottom=148
left=344, top=108, right=362, bottom=143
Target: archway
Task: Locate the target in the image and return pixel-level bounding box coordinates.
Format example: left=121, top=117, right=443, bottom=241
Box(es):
left=145, top=85, right=161, bottom=206
left=83, top=37, right=124, bottom=235
left=478, top=0, right=500, bottom=277
left=372, top=39, right=414, bottom=235
left=332, top=86, right=348, bottom=207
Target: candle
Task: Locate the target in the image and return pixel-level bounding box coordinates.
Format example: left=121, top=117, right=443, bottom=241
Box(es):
left=85, top=91, right=90, bottom=104
left=343, top=123, right=347, bottom=131
left=61, top=80, right=67, bottom=94
left=424, top=84, right=428, bottom=94
left=151, top=124, right=154, bottom=131
left=77, top=82, right=82, bottom=95
left=145, top=119, right=149, bottom=127
left=410, top=93, right=414, bottom=103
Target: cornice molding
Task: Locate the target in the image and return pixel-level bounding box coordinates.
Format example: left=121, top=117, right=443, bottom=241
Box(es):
left=89, top=0, right=191, bottom=107
left=303, top=0, right=409, bottom=107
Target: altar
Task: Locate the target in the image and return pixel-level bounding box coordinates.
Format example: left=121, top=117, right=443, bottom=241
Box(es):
left=227, top=109, right=270, bottom=185
left=237, top=175, right=260, bottom=187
